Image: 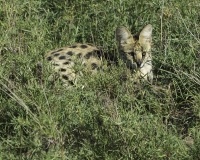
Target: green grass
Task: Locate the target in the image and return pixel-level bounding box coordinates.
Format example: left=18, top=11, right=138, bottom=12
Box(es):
left=0, top=0, right=200, bottom=159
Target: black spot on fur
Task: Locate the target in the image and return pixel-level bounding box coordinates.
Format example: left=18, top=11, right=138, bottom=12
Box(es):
left=63, top=61, right=70, bottom=65
left=47, top=56, right=52, bottom=61
left=51, top=49, right=63, bottom=54
left=68, top=58, right=72, bottom=61
left=84, top=52, right=93, bottom=59
left=54, top=53, right=60, bottom=57
left=60, top=68, right=67, bottom=72
left=68, top=81, right=74, bottom=85
left=62, top=75, right=69, bottom=80
left=80, top=44, right=88, bottom=49
left=59, top=56, right=66, bottom=60
left=66, top=51, right=73, bottom=56
left=93, top=49, right=102, bottom=57
left=57, top=49, right=63, bottom=52
left=53, top=63, right=59, bottom=66
left=77, top=53, right=82, bottom=58
left=69, top=45, right=77, bottom=48
left=91, top=63, right=98, bottom=70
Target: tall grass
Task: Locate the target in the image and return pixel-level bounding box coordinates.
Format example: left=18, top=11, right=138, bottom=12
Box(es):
left=0, top=0, right=200, bottom=159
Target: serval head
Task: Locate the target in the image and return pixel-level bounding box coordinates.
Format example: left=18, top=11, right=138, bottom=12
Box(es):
left=116, top=24, right=153, bottom=83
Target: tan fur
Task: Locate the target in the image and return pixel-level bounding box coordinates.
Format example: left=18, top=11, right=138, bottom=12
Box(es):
left=45, top=25, right=153, bottom=86
left=116, top=24, right=153, bottom=82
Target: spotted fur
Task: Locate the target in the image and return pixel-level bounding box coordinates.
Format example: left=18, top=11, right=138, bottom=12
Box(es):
left=45, top=24, right=153, bottom=86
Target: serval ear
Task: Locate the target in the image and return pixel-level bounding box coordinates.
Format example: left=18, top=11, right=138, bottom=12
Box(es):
left=139, top=24, right=152, bottom=50
left=116, top=26, right=134, bottom=46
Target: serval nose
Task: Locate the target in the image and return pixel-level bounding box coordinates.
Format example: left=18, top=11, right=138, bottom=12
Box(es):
left=136, top=60, right=142, bottom=68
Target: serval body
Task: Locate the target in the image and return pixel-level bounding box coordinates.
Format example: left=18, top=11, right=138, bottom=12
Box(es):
left=45, top=24, right=153, bottom=86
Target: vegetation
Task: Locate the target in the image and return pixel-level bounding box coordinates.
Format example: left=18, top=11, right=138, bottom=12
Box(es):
left=0, top=0, right=200, bottom=159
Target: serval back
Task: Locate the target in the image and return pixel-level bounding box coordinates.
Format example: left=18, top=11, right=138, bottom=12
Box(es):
left=45, top=24, right=153, bottom=87
left=45, top=44, right=103, bottom=86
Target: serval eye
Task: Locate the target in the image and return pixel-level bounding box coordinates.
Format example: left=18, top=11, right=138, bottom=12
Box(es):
left=130, top=52, right=135, bottom=57
left=142, top=52, right=146, bottom=57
